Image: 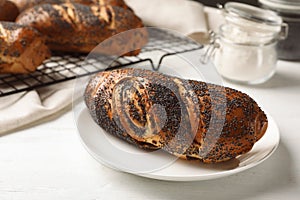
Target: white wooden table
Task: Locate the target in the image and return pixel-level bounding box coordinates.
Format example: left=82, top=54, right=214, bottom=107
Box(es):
left=1, top=59, right=300, bottom=200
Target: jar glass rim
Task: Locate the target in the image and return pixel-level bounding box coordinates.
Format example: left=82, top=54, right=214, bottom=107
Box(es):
left=218, top=24, right=279, bottom=46
left=218, top=36, right=278, bottom=47
left=224, top=2, right=283, bottom=26
left=259, top=0, right=300, bottom=11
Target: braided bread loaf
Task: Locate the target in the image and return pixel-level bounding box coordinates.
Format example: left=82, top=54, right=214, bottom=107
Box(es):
left=11, top=0, right=129, bottom=11
left=16, top=3, right=147, bottom=55
left=84, top=68, right=268, bottom=163
left=0, top=22, right=50, bottom=74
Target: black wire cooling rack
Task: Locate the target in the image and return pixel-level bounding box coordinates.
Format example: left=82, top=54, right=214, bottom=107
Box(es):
left=0, top=28, right=203, bottom=97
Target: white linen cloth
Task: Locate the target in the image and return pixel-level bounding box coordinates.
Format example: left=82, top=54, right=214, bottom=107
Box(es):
left=0, top=0, right=213, bottom=135
left=126, top=0, right=207, bottom=35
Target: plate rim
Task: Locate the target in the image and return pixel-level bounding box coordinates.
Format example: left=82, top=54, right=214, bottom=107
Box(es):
left=75, top=106, right=280, bottom=182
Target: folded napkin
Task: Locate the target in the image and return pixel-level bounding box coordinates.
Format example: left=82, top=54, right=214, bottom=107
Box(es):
left=0, top=81, right=74, bottom=134
left=0, top=0, right=211, bottom=135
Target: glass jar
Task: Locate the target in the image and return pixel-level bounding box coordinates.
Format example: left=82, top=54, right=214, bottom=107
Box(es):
left=259, top=0, right=300, bottom=61
left=212, top=2, right=287, bottom=84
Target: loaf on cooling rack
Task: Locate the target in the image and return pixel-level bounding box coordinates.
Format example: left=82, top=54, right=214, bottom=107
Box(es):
left=84, top=68, right=268, bottom=163
left=11, top=0, right=129, bottom=12
left=0, top=22, right=50, bottom=74
left=16, top=3, right=148, bottom=55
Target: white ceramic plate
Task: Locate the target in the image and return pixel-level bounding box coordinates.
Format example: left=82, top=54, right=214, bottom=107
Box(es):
left=75, top=102, right=280, bottom=181
left=74, top=46, right=279, bottom=181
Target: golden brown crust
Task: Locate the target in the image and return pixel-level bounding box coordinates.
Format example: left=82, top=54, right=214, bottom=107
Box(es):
left=0, top=22, right=51, bottom=74
left=16, top=3, right=147, bottom=55
left=11, top=0, right=129, bottom=11
left=84, top=68, right=268, bottom=163
left=0, top=0, right=19, bottom=21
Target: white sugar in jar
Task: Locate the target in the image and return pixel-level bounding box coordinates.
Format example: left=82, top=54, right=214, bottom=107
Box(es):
left=213, top=2, right=287, bottom=84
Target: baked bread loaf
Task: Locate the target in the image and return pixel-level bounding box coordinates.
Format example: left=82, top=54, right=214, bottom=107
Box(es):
left=16, top=3, right=147, bottom=55
left=12, top=0, right=129, bottom=11
left=0, top=0, right=19, bottom=21
left=0, top=22, right=50, bottom=74
left=84, top=68, right=268, bottom=163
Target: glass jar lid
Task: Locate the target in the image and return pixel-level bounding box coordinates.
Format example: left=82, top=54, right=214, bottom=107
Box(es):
left=223, top=2, right=283, bottom=26
left=259, top=0, right=300, bottom=13
left=219, top=2, right=288, bottom=43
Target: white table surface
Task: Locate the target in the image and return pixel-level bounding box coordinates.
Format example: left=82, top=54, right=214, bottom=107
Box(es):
left=1, top=59, right=300, bottom=200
